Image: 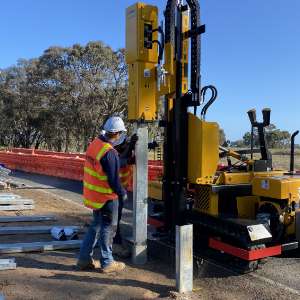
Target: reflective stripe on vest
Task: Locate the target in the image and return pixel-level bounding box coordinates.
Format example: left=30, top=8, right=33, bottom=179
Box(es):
left=96, top=143, right=112, bottom=161
left=84, top=166, right=108, bottom=181
left=83, top=198, right=105, bottom=210
left=83, top=181, right=113, bottom=194
left=119, top=171, right=130, bottom=178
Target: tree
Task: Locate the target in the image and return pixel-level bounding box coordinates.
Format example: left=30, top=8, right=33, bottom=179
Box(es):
left=33, top=42, right=127, bottom=151
left=0, top=59, right=44, bottom=148
left=0, top=41, right=128, bottom=151
left=243, top=132, right=252, bottom=147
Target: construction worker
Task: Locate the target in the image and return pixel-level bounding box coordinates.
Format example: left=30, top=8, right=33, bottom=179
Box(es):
left=77, top=116, right=127, bottom=273
left=113, top=134, right=138, bottom=258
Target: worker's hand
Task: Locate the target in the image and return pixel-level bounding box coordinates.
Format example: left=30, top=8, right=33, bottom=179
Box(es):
left=148, top=140, right=158, bottom=150
left=129, top=134, right=138, bottom=150
left=120, top=193, right=128, bottom=203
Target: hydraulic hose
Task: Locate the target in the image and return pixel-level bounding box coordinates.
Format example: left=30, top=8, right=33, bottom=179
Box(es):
left=200, top=85, right=218, bottom=120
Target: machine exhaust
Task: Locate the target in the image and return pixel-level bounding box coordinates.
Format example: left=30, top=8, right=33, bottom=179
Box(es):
left=290, top=130, right=299, bottom=174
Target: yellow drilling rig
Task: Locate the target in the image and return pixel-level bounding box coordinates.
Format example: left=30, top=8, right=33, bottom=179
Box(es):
left=125, top=0, right=300, bottom=271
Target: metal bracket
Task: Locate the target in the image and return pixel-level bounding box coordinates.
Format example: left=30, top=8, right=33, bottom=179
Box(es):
left=181, top=93, right=200, bottom=107
left=183, top=24, right=206, bottom=39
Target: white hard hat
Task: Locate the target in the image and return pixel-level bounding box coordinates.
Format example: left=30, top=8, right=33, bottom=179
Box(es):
left=103, top=116, right=127, bottom=133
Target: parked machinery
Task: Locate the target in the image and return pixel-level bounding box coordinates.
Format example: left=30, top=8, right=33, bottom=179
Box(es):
left=125, top=0, right=300, bottom=270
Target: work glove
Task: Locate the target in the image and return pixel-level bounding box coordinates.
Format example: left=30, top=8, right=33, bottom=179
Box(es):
left=120, top=193, right=128, bottom=203
left=148, top=140, right=159, bottom=150
left=128, top=134, right=138, bottom=151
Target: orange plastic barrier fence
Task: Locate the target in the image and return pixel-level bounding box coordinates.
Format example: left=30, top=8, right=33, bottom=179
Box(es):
left=0, top=149, right=164, bottom=188
left=0, top=150, right=84, bottom=181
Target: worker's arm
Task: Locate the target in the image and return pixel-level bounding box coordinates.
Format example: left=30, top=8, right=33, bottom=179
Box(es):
left=120, top=151, right=136, bottom=166
left=100, top=150, right=127, bottom=197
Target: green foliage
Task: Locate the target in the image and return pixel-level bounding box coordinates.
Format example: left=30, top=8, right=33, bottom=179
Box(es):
left=242, top=132, right=252, bottom=146
left=0, top=42, right=127, bottom=151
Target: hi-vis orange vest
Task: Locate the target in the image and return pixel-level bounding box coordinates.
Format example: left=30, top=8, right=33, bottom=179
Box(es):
left=83, top=138, right=118, bottom=209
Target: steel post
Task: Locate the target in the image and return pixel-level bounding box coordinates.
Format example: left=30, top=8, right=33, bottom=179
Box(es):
left=132, top=124, right=148, bottom=265
left=176, top=224, right=193, bottom=293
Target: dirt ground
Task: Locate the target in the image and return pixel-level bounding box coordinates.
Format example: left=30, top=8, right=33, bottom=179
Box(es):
left=0, top=188, right=189, bottom=300
left=0, top=188, right=299, bottom=300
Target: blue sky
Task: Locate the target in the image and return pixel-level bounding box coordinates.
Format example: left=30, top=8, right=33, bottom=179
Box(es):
left=1, top=0, right=299, bottom=143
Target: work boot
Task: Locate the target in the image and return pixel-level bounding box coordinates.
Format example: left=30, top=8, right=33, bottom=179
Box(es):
left=101, top=261, right=126, bottom=274
left=113, top=243, right=131, bottom=259
left=76, top=259, right=99, bottom=271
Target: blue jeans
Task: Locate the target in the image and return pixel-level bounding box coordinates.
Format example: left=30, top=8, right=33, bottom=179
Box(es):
left=79, top=199, right=119, bottom=268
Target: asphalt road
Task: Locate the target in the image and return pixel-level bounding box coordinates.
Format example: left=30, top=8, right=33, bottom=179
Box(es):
left=9, top=170, right=83, bottom=204
left=7, top=170, right=300, bottom=299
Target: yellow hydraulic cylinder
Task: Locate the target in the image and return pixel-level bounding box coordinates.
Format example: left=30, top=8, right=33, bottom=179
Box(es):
left=159, top=11, right=189, bottom=97
left=181, top=12, right=189, bottom=94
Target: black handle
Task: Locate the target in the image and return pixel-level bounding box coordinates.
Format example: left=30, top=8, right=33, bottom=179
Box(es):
left=247, top=109, right=257, bottom=125
left=246, top=108, right=272, bottom=165
left=262, top=108, right=271, bottom=127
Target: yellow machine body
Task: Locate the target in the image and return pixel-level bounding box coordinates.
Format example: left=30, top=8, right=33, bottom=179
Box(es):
left=191, top=174, right=300, bottom=241
left=188, top=113, right=219, bottom=184
left=252, top=176, right=300, bottom=201
left=126, top=3, right=158, bottom=121
left=128, top=62, right=158, bottom=121
left=126, top=3, right=158, bottom=64
left=217, top=171, right=285, bottom=185
left=252, top=176, right=300, bottom=238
